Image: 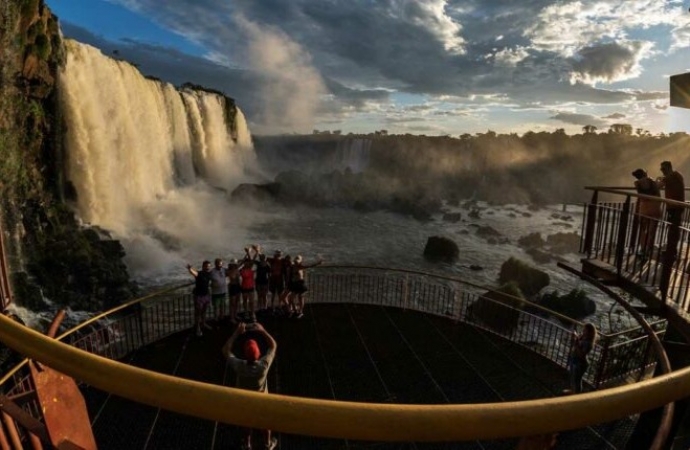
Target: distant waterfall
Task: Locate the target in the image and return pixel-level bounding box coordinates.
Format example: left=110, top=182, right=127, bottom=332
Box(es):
left=58, top=40, right=255, bottom=235
left=334, top=138, right=371, bottom=173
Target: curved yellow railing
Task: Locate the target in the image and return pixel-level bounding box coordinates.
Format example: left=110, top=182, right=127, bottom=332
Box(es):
left=0, top=282, right=192, bottom=386
left=0, top=313, right=688, bottom=442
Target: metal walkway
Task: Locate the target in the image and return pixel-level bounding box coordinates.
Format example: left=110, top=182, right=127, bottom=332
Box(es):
left=82, top=304, right=637, bottom=449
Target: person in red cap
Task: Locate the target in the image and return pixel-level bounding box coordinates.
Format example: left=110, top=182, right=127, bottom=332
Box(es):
left=222, top=322, right=277, bottom=450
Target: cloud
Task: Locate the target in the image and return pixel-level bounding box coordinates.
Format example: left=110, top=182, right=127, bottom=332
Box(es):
left=60, top=0, right=687, bottom=134
left=569, top=41, right=655, bottom=85
left=549, top=112, right=607, bottom=127
left=232, top=15, right=327, bottom=134
left=603, top=113, right=626, bottom=119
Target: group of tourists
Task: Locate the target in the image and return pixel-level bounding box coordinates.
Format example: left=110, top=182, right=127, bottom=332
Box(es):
left=187, top=245, right=324, bottom=337
left=632, top=160, right=686, bottom=260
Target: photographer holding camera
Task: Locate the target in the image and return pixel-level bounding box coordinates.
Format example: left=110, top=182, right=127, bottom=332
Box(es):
left=222, top=322, right=277, bottom=450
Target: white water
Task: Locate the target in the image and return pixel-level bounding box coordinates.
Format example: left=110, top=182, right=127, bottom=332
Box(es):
left=58, top=40, right=258, bottom=279
left=334, top=138, right=371, bottom=173
left=54, top=41, right=621, bottom=331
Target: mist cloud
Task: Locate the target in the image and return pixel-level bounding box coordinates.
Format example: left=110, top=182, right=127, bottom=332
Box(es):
left=233, top=15, right=326, bottom=134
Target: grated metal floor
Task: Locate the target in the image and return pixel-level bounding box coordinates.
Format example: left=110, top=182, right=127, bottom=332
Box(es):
left=82, top=304, right=637, bottom=449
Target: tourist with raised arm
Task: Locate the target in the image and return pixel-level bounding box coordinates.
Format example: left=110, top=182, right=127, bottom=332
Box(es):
left=288, top=255, right=324, bottom=319
left=222, top=322, right=278, bottom=450
left=186, top=260, right=213, bottom=336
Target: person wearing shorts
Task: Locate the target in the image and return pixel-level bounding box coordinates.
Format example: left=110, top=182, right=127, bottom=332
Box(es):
left=210, top=258, right=229, bottom=323
left=187, top=260, right=212, bottom=336
left=255, top=254, right=271, bottom=314
left=288, top=255, right=324, bottom=319
left=240, top=258, right=257, bottom=322
left=227, top=260, right=242, bottom=324
left=267, top=250, right=285, bottom=313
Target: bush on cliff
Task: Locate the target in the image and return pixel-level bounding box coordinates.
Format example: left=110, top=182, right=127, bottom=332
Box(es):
left=537, top=289, right=596, bottom=321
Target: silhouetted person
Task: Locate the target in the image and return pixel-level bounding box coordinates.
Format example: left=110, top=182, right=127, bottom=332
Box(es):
left=287, top=255, right=323, bottom=318
left=223, top=322, right=277, bottom=450
left=567, top=323, right=597, bottom=394
left=657, top=161, right=685, bottom=257
left=187, top=260, right=212, bottom=336
left=210, top=258, right=228, bottom=323
left=632, top=169, right=661, bottom=259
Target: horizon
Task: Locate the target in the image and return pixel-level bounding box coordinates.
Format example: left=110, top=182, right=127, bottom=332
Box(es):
left=48, top=0, right=690, bottom=136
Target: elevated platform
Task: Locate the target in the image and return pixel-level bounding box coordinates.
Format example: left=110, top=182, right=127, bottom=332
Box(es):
left=82, top=304, right=636, bottom=449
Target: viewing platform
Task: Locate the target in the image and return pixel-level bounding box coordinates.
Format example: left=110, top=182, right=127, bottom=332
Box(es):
left=0, top=266, right=671, bottom=449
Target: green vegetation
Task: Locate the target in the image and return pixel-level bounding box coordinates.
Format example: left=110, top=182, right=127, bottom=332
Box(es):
left=34, top=34, right=51, bottom=59
left=20, top=0, right=39, bottom=18
left=538, top=289, right=596, bottom=321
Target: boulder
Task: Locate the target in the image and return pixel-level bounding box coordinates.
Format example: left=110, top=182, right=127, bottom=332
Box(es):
left=423, top=236, right=460, bottom=262
left=442, top=212, right=462, bottom=223
left=538, top=289, right=596, bottom=320
left=468, top=282, right=525, bottom=333
left=498, top=257, right=550, bottom=297
left=525, top=247, right=552, bottom=264
left=230, top=183, right=279, bottom=205
left=546, top=232, right=580, bottom=254
left=476, top=225, right=501, bottom=238
left=517, top=232, right=545, bottom=249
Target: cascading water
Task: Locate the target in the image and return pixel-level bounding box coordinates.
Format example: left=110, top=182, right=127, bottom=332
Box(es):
left=58, top=40, right=258, bottom=283
left=334, top=138, right=371, bottom=173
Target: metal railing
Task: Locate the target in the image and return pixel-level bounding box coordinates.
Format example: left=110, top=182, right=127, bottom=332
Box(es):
left=0, top=267, right=668, bottom=447
left=582, top=186, right=690, bottom=307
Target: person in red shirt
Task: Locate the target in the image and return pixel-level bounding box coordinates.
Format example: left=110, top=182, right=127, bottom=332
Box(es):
left=240, top=248, right=258, bottom=322
left=266, top=250, right=285, bottom=313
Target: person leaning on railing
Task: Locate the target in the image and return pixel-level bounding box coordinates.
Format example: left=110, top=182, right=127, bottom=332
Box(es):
left=632, top=168, right=661, bottom=259
left=656, top=161, right=685, bottom=257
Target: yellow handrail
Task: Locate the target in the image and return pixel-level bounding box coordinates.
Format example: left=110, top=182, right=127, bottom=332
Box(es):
left=0, top=313, right=688, bottom=442
left=0, top=282, right=192, bottom=386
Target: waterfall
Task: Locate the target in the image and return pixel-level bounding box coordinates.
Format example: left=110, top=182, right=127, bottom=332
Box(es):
left=334, top=138, right=372, bottom=173
left=58, top=40, right=258, bottom=282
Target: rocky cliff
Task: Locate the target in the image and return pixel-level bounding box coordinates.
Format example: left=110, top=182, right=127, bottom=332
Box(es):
left=0, top=0, right=134, bottom=311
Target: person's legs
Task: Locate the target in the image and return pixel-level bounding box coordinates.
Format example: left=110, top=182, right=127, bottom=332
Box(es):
left=242, top=428, right=252, bottom=449
left=200, top=300, right=211, bottom=329
left=262, top=428, right=276, bottom=449
left=248, top=291, right=256, bottom=321
left=296, top=293, right=305, bottom=318
left=569, top=363, right=586, bottom=393
left=230, top=295, right=239, bottom=323
left=193, top=297, right=203, bottom=336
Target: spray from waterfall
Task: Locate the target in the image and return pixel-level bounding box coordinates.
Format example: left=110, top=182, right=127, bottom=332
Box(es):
left=58, top=40, right=259, bottom=284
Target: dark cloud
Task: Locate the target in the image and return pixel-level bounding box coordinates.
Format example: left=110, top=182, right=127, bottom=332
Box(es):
left=569, top=41, right=651, bottom=84
left=549, top=112, right=607, bottom=127
left=61, top=0, right=678, bottom=132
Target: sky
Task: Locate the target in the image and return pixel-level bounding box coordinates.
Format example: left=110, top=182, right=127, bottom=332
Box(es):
left=47, top=0, right=690, bottom=136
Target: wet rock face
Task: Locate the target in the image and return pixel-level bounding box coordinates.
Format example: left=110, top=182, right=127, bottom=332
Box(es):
left=1, top=1, right=135, bottom=311
left=423, top=236, right=460, bottom=262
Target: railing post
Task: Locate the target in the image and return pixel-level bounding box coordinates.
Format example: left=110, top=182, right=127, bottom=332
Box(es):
left=402, top=275, right=409, bottom=311
left=615, top=195, right=632, bottom=276
left=583, top=190, right=599, bottom=257
left=136, top=302, right=145, bottom=347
